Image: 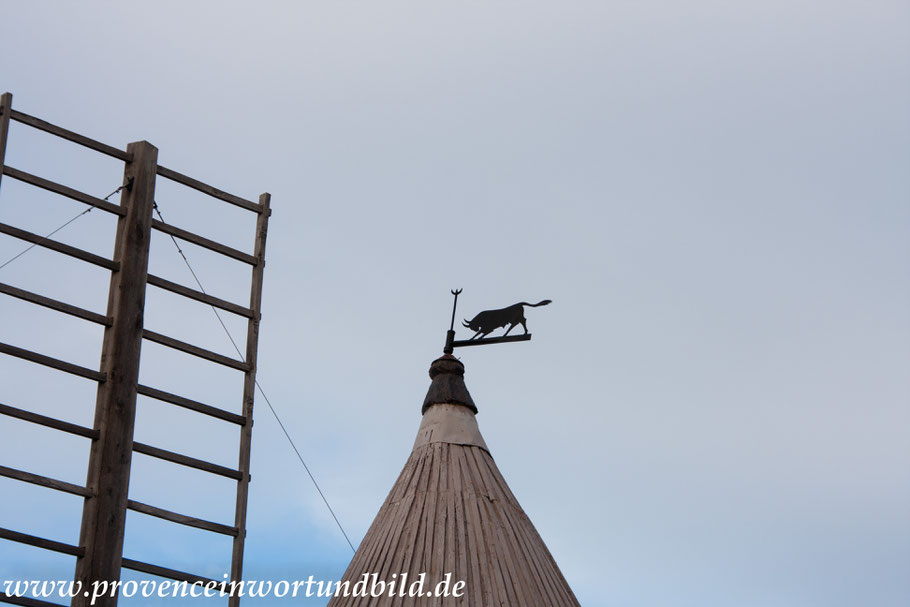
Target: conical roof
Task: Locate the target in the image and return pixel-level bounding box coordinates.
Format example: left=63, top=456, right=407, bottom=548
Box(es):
left=328, top=355, right=580, bottom=606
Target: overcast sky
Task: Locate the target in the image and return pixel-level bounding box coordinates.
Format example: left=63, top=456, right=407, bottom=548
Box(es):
left=1, top=2, right=908, bottom=606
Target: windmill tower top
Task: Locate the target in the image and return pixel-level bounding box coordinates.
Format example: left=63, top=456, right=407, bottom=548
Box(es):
left=328, top=355, right=580, bottom=606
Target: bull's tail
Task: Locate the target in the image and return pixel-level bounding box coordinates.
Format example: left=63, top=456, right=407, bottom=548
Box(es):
left=517, top=300, right=552, bottom=308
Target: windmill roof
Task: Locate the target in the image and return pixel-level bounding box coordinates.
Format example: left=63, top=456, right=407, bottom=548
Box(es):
left=327, top=355, right=580, bottom=606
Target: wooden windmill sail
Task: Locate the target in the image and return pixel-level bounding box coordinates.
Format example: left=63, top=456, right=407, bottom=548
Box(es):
left=328, top=355, right=580, bottom=606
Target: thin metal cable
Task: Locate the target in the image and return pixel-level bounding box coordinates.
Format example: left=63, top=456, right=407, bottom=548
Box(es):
left=152, top=201, right=357, bottom=553
left=0, top=182, right=128, bottom=271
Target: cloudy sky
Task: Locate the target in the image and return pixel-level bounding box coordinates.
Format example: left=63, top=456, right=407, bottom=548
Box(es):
left=1, top=2, right=908, bottom=606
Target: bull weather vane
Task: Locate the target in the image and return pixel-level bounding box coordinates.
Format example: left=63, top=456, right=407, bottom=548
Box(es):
left=443, top=289, right=552, bottom=354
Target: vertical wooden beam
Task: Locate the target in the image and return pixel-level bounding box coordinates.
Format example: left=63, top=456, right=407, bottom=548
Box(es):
left=229, top=193, right=271, bottom=606
left=73, top=141, right=158, bottom=607
left=0, top=92, right=12, bottom=193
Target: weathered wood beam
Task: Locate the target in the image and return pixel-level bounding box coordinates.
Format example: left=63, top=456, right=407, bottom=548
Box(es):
left=0, top=222, right=119, bottom=271
left=136, top=384, right=245, bottom=425
left=0, top=402, right=98, bottom=439
left=156, top=164, right=260, bottom=213
left=229, top=192, right=271, bottom=605
left=74, top=141, right=156, bottom=607
left=151, top=219, right=257, bottom=265
left=3, top=165, right=125, bottom=216
left=0, top=342, right=105, bottom=381
left=142, top=329, right=249, bottom=371
left=9, top=109, right=130, bottom=161
left=0, top=281, right=111, bottom=326
left=132, top=442, right=244, bottom=481
left=0, top=93, right=12, bottom=192
left=127, top=500, right=237, bottom=536
left=0, top=527, right=84, bottom=557
left=146, top=273, right=254, bottom=318
left=0, top=465, right=94, bottom=497
left=120, top=558, right=217, bottom=586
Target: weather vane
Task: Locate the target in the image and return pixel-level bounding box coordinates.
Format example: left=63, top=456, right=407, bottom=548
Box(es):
left=443, top=289, right=552, bottom=354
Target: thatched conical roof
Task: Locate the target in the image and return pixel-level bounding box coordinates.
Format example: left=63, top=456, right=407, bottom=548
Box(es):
left=328, top=355, right=580, bottom=606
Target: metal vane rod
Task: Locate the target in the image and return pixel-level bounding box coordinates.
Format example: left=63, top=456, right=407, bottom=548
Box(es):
left=443, top=289, right=462, bottom=354
left=449, top=288, right=462, bottom=331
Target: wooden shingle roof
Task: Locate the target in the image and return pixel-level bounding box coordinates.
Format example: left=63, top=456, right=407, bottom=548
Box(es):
left=328, top=356, right=580, bottom=607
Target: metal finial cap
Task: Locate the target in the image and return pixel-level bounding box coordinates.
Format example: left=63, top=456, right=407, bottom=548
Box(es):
left=422, top=355, right=477, bottom=414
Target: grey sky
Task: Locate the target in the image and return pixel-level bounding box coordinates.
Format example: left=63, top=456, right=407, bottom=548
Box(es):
left=1, top=2, right=908, bottom=606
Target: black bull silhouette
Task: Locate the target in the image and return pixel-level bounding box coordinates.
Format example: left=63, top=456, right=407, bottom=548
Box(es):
left=462, top=300, right=552, bottom=340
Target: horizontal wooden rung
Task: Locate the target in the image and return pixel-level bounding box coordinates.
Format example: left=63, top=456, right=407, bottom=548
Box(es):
left=156, top=165, right=261, bottom=213
left=0, top=402, right=98, bottom=439
left=151, top=219, right=258, bottom=265
left=127, top=499, right=238, bottom=536
left=142, top=330, right=248, bottom=371
left=0, top=465, right=94, bottom=497
left=0, top=342, right=105, bottom=382
left=132, top=442, right=244, bottom=480
left=3, top=165, right=125, bottom=216
left=136, top=384, right=245, bottom=425
left=146, top=273, right=254, bottom=318
left=0, top=526, right=84, bottom=557
left=0, top=222, right=119, bottom=271
left=0, top=281, right=111, bottom=326
left=121, top=557, right=217, bottom=586
left=9, top=109, right=130, bottom=161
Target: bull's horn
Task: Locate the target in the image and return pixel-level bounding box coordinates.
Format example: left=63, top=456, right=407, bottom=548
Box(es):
left=462, top=319, right=470, bottom=327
